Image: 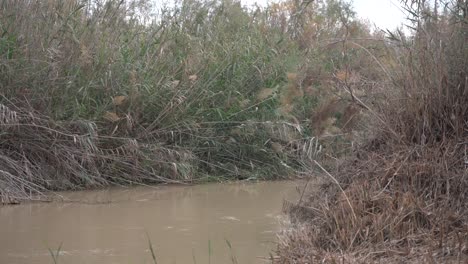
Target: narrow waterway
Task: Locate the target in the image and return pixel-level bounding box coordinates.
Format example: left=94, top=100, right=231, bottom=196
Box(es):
left=0, top=181, right=300, bottom=264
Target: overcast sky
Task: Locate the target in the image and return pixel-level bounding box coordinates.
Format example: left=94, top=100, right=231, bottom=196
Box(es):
left=156, top=0, right=408, bottom=31
left=240, top=0, right=408, bottom=31
left=344, top=0, right=407, bottom=30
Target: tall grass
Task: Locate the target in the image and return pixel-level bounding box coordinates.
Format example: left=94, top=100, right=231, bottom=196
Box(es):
left=0, top=0, right=375, bottom=202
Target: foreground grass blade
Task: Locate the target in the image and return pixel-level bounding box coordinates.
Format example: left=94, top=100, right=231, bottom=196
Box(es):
left=48, top=242, right=63, bottom=264
left=146, top=235, right=158, bottom=264
left=225, top=239, right=238, bottom=264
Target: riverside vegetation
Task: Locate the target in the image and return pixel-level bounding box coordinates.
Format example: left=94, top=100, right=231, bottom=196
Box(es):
left=0, top=0, right=467, bottom=263
left=0, top=0, right=373, bottom=201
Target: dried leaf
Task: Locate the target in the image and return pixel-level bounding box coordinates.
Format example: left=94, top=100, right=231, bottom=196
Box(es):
left=257, top=88, right=275, bottom=100
left=103, top=111, right=121, bottom=122
left=287, top=72, right=297, bottom=81
left=112, top=95, right=127, bottom=106
left=336, top=70, right=348, bottom=81
left=188, top=74, right=198, bottom=82
left=171, top=80, right=180, bottom=87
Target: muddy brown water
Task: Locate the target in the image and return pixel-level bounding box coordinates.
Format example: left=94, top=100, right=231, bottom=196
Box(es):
left=0, top=181, right=300, bottom=264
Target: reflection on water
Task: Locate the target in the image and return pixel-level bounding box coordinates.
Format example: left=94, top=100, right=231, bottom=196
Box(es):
left=0, top=181, right=300, bottom=264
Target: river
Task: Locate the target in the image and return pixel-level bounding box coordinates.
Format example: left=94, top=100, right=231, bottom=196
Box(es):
left=0, top=181, right=300, bottom=264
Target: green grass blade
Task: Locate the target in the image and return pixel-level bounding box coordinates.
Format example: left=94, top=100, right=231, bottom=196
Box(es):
left=146, top=234, right=158, bottom=264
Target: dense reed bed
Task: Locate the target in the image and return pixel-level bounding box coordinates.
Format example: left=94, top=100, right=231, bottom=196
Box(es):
left=0, top=0, right=374, bottom=202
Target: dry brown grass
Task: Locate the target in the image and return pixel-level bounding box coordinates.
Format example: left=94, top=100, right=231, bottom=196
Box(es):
left=278, top=141, right=468, bottom=263
left=0, top=102, right=194, bottom=204
left=276, top=1, right=468, bottom=263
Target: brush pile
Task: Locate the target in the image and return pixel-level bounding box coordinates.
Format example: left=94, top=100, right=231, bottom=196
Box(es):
left=277, top=0, right=468, bottom=263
